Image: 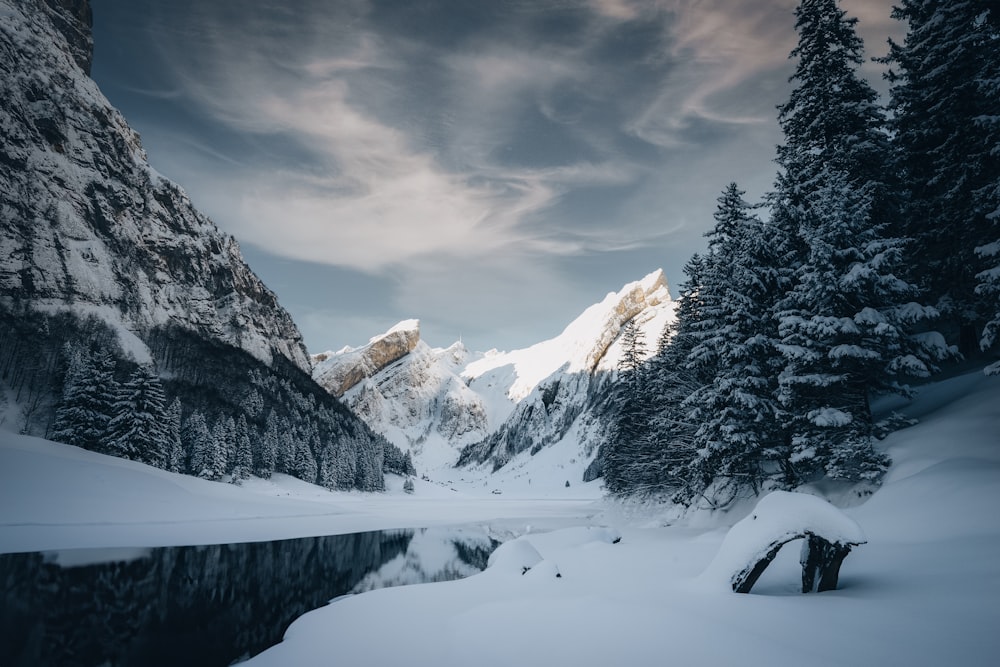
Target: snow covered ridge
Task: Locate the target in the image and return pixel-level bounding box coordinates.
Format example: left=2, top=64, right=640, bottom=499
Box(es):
left=312, top=271, right=675, bottom=479
left=463, top=269, right=673, bottom=400
left=312, top=319, right=421, bottom=397
left=0, top=0, right=310, bottom=373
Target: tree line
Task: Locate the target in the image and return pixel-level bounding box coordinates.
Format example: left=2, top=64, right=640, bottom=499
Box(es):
left=0, top=307, right=414, bottom=491
left=602, top=0, right=999, bottom=506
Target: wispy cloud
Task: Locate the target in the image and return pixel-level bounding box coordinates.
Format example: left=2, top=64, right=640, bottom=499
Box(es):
left=122, top=0, right=899, bottom=350
left=624, top=0, right=795, bottom=148
left=150, top=1, right=670, bottom=275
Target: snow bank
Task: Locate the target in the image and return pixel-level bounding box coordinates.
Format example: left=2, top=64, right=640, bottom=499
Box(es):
left=696, top=490, right=865, bottom=592
left=487, top=538, right=544, bottom=573
left=0, top=430, right=597, bottom=553
left=3, top=371, right=999, bottom=667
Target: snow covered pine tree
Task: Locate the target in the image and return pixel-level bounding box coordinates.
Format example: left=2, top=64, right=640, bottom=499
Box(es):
left=885, top=1, right=1000, bottom=356
left=684, top=184, right=784, bottom=498
left=105, top=365, right=170, bottom=468
left=771, top=0, right=940, bottom=485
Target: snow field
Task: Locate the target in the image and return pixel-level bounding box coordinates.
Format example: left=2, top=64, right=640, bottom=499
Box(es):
left=243, top=371, right=1000, bottom=666
left=1, top=371, right=998, bottom=666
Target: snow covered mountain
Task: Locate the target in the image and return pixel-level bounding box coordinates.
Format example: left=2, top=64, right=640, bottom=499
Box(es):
left=313, top=270, right=675, bottom=481
left=0, top=0, right=401, bottom=490
left=314, top=320, right=491, bottom=470
left=0, top=0, right=309, bottom=372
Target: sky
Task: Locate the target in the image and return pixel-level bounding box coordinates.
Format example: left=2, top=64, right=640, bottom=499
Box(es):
left=89, top=0, right=902, bottom=355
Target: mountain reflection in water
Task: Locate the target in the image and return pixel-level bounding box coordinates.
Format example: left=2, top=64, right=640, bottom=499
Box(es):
left=0, top=526, right=499, bottom=667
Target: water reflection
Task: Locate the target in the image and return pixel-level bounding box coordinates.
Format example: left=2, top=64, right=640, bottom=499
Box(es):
left=0, top=527, right=499, bottom=667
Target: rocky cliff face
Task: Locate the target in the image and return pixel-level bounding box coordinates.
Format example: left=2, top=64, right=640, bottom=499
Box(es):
left=0, top=0, right=400, bottom=491
left=0, top=0, right=310, bottom=372
left=313, top=323, right=490, bottom=469
left=457, top=270, right=674, bottom=473
left=313, top=320, right=421, bottom=397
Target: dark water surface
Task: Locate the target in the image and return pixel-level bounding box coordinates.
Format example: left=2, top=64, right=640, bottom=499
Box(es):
left=0, top=526, right=499, bottom=667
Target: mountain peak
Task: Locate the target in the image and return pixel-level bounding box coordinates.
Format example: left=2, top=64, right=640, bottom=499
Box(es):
left=462, top=269, right=674, bottom=401
left=312, top=319, right=421, bottom=397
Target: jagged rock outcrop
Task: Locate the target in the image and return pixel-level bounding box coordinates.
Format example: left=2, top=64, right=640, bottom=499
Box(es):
left=0, top=0, right=310, bottom=372
left=314, top=325, right=490, bottom=468
left=313, top=320, right=422, bottom=397
left=40, top=0, right=92, bottom=74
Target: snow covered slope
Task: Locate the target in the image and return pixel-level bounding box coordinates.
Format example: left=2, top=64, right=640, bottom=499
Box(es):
left=463, top=269, right=674, bottom=404
left=313, top=270, right=675, bottom=480
left=243, top=370, right=1000, bottom=667
left=4, top=367, right=994, bottom=666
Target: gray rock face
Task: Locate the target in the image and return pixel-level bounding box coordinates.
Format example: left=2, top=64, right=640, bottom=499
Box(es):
left=456, top=370, right=614, bottom=472
left=313, top=321, right=421, bottom=397
left=40, top=0, right=93, bottom=74
left=0, top=0, right=310, bottom=372
left=314, top=325, right=490, bottom=467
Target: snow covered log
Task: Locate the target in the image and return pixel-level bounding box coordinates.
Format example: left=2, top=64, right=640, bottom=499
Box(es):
left=700, top=491, right=866, bottom=594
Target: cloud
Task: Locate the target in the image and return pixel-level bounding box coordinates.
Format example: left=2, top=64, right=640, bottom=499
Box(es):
left=123, top=0, right=900, bottom=351
left=148, top=0, right=675, bottom=276
left=624, top=0, right=795, bottom=148
left=623, top=0, right=898, bottom=148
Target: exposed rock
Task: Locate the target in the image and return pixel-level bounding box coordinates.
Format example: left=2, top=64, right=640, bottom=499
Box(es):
left=0, top=0, right=401, bottom=493
left=40, top=0, right=93, bottom=74
left=0, top=0, right=311, bottom=372
left=312, top=320, right=421, bottom=397
left=456, top=270, right=675, bottom=472
left=321, top=337, right=490, bottom=468
left=581, top=269, right=672, bottom=373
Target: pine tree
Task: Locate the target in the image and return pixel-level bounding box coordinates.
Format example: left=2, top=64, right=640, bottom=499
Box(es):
left=978, top=239, right=1000, bottom=375
left=276, top=418, right=296, bottom=475
left=255, top=410, right=280, bottom=478
left=603, top=319, right=652, bottom=495
left=105, top=365, right=169, bottom=468
left=602, top=260, right=704, bottom=499
left=776, top=174, right=940, bottom=483
left=775, top=0, right=891, bottom=205
left=318, top=440, right=337, bottom=489
left=354, top=437, right=384, bottom=491
left=772, top=0, right=938, bottom=485
left=164, top=397, right=184, bottom=473
left=975, top=9, right=1000, bottom=372
left=183, top=410, right=211, bottom=476
left=51, top=346, right=117, bottom=453
left=230, top=414, right=253, bottom=484
left=293, top=433, right=319, bottom=484
left=684, top=184, right=785, bottom=498
left=203, top=417, right=231, bottom=481
left=886, top=1, right=1000, bottom=353
left=51, top=342, right=91, bottom=447
left=335, top=438, right=357, bottom=489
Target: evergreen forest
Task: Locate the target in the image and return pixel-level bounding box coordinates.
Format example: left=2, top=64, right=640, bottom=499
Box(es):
left=602, top=0, right=999, bottom=506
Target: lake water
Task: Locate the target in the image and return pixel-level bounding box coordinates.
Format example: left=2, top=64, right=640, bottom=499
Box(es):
left=0, top=526, right=500, bottom=666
